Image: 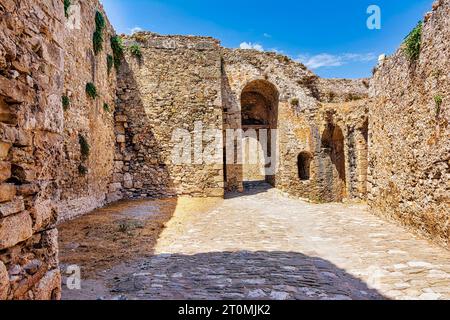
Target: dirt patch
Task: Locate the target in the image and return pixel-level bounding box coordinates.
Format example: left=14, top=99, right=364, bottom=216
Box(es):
left=58, top=199, right=177, bottom=279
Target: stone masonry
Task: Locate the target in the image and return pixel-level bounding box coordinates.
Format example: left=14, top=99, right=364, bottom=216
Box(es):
left=0, top=0, right=449, bottom=301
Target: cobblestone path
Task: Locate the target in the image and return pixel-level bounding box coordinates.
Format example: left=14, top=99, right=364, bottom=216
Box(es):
left=62, top=183, right=450, bottom=300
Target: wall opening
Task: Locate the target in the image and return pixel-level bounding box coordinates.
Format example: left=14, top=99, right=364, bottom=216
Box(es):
left=322, top=123, right=347, bottom=200
left=240, top=80, right=279, bottom=186
left=297, top=152, right=312, bottom=181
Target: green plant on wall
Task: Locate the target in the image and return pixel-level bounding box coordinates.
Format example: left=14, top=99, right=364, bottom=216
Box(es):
left=434, top=94, right=443, bottom=116
left=78, top=164, right=88, bottom=176
left=93, top=29, right=104, bottom=55
left=62, top=95, right=70, bottom=111
left=64, top=0, right=71, bottom=18
left=290, top=98, right=299, bottom=107
left=93, top=11, right=106, bottom=55
left=85, top=82, right=98, bottom=99
left=130, top=44, right=142, bottom=59
left=403, top=21, right=423, bottom=61
left=103, top=103, right=110, bottom=112
left=107, top=54, right=114, bottom=75
left=111, top=35, right=124, bottom=69
left=79, top=134, right=90, bottom=160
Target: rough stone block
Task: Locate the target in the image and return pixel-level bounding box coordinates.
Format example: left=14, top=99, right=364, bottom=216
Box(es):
left=0, top=260, right=8, bottom=300
left=0, top=197, right=24, bottom=217
left=31, top=200, right=57, bottom=232
left=33, top=269, right=61, bottom=300
left=0, top=211, right=33, bottom=250
left=0, top=141, right=11, bottom=160
left=11, top=164, right=36, bottom=183
left=0, top=161, right=11, bottom=182
left=0, top=183, right=16, bottom=203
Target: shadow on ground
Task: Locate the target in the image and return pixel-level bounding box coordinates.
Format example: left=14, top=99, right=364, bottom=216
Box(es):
left=64, top=250, right=386, bottom=300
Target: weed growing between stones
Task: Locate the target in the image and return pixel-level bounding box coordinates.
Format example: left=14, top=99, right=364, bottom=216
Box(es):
left=107, top=54, right=114, bottom=75
left=62, top=95, right=70, bottom=111
left=79, top=134, right=90, bottom=160
left=290, top=98, right=299, bottom=107
left=403, top=21, right=423, bottom=61
left=434, top=94, right=443, bottom=116
left=85, top=82, right=98, bottom=99
left=93, top=11, right=106, bottom=55
left=130, top=44, right=142, bottom=59
left=78, top=164, right=88, bottom=176
left=64, top=0, right=71, bottom=18
left=111, top=35, right=124, bottom=69
left=103, top=103, right=110, bottom=112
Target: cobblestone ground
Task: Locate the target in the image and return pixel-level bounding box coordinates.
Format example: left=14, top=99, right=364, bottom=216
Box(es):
left=62, top=183, right=450, bottom=300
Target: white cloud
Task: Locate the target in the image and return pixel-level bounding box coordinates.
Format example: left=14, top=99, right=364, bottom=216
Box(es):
left=130, top=26, right=143, bottom=35
left=263, top=33, right=272, bottom=38
left=296, top=53, right=377, bottom=69
left=239, top=42, right=264, bottom=51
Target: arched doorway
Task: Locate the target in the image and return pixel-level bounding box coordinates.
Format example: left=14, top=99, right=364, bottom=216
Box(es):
left=322, top=124, right=346, bottom=200
left=240, top=80, right=279, bottom=186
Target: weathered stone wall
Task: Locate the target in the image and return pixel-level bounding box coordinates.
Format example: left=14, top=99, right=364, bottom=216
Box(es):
left=221, top=49, right=369, bottom=202
left=58, top=0, right=117, bottom=222
left=368, top=0, right=449, bottom=248
left=114, top=33, right=224, bottom=199
left=0, top=0, right=63, bottom=300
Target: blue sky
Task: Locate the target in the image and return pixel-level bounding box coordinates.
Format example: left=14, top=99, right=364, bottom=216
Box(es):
left=101, top=0, right=433, bottom=78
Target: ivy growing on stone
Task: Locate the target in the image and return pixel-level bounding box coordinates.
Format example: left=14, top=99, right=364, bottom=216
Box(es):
left=103, top=103, right=110, bottom=112
left=130, top=44, right=143, bottom=59
left=85, top=82, right=98, bottom=99
left=64, top=0, right=71, bottom=18
left=110, top=35, right=124, bottom=69
left=107, top=54, right=114, bottom=75
left=62, top=95, right=70, bottom=111
left=78, top=134, right=90, bottom=160
left=93, top=11, right=106, bottom=55
left=403, top=21, right=423, bottom=61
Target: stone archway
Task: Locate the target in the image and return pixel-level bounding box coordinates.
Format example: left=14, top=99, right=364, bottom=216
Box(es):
left=240, top=80, right=279, bottom=185
left=322, top=124, right=347, bottom=200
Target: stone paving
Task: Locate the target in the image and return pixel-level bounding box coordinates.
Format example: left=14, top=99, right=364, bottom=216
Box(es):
left=63, top=183, right=450, bottom=300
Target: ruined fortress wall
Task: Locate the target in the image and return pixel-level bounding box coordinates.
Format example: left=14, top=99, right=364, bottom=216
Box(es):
left=0, top=0, right=64, bottom=300
left=57, top=0, right=117, bottom=222
left=368, top=0, right=449, bottom=248
left=222, top=49, right=369, bottom=202
left=114, top=34, right=224, bottom=199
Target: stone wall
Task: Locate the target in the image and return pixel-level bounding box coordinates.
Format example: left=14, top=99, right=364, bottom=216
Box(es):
left=0, top=0, right=63, bottom=300
left=368, top=0, right=449, bottom=248
left=58, top=0, right=117, bottom=222
left=221, top=49, right=369, bottom=202
left=113, top=33, right=224, bottom=199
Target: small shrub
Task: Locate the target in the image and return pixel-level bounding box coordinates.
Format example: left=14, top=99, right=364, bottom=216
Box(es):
left=93, top=29, right=104, bottom=55
left=78, top=134, right=90, bottom=159
left=95, top=11, right=106, bottom=31
left=93, top=11, right=106, bottom=55
left=64, top=0, right=71, bottom=18
left=327, top=91, right=336, bottom=102
left=130, top=44, right=142, bottom=59
left=403, top=21, right=423, bottom=61
left=78, top=164, right=88, bottom=176
left=85, top=82, right=98, bottom=99
left=62, top=95, right=70, bottom=111
left=132, top=33, right=147, bottom=43
left=290, top=98, right=299, bottom=107
left=103, top=103, right=110, bottom=112
left=107, top=54, right=114, bottom=75
left=111, top=35, right=124, bottom=69
left=434, top=94, right=443, bottom=116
